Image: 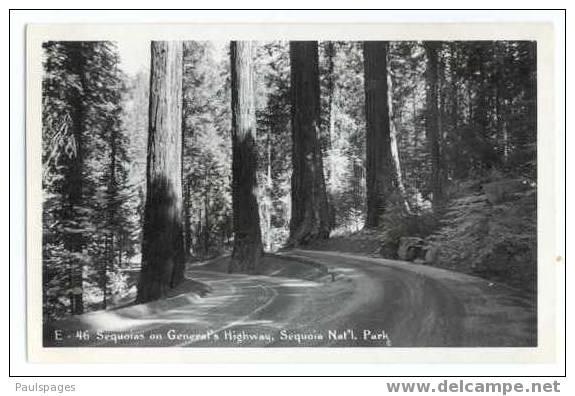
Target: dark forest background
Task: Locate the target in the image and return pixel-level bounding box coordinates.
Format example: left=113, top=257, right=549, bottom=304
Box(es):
left=42, top=40, right=537, bottom=320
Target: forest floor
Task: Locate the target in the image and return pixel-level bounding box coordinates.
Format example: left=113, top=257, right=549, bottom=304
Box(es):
left=111, top=274, right=212, bottom=311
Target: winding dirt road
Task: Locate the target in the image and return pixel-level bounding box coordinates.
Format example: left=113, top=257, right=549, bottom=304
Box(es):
left=44, top=250, right=536, bottom=347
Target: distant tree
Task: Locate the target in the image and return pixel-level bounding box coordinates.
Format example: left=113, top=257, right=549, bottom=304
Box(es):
left=137, top=41, right=185, bottom=303
left=387, top=65, right=411, bottom=212
left=229, top=41, right=263, bottom=272
left=318, top=41, right=367, bottom=231
left=255, top=41, right=292, bottom=251
left=386, top=47, right=411, bottom=214
left=424, top=41, right=444, bottom=211
left=122, top=70, right=150, bottom=244
left=181, top=42, right=233, bottom=258
left=288, top=41, right=330, bottom=245
left=319, top=41, right=338, bottom=228
left=104, top=102, right=138, bottom=306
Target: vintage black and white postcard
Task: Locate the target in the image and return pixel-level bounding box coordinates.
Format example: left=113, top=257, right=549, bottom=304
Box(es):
left=26, top=23, right=558, bottom=363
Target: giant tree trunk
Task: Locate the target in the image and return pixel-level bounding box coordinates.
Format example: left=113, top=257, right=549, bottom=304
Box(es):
left=363, top=41, right=397, bottom=228
left=424, top=41, right=444, bottom=211
left=288, top=41, right=330, bottom=246
left=229, top=41, right=263, bottom=273
left=137, top=41, right=185, bottom=303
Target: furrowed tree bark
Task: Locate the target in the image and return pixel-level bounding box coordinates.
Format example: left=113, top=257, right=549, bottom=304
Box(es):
left=324, top=41, right=336, bottom=153
left=229, top=41, right=263, bottom=273
left=424, top=41, right=444, bottom=211
left=181, top=120, right=188, bottom=259
left=184, top=178, right=192, bottom=255
left=363, top=41, right=397, bottom=228
left=137, top=41, right=185, bottom=303
left=288, top=41, right=330, bottom=246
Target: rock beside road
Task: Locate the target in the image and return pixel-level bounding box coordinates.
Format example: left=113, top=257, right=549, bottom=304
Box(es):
left=397, top=237, right=425, bottom=261
left=395, top=237, right=440, bottom=266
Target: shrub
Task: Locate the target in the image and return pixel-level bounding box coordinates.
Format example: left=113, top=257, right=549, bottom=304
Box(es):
left=430, top=185, right=536, bottom=292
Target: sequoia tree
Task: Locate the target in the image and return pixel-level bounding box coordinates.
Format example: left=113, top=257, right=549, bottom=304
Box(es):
left=288, top=41, right=330, bottom=245
left=423, top=41, right=444, bottom=210
left=137, top=41, right=186, bottom=303
left=363, top=41, right=397, bottom=228
left=229, top=41, right=263, bottom=273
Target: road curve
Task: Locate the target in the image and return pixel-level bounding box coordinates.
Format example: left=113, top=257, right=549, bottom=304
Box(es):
left=282, top=250, right=536, bottom=347
left=44, top=250, right=536, bottom=347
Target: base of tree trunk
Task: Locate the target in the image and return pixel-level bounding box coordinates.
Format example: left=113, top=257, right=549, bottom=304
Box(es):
left=229, top=242, right=263, bottom=274
left=136, top=271, right=173, bottom=304
left=287, top=214, right=330, bottom=247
